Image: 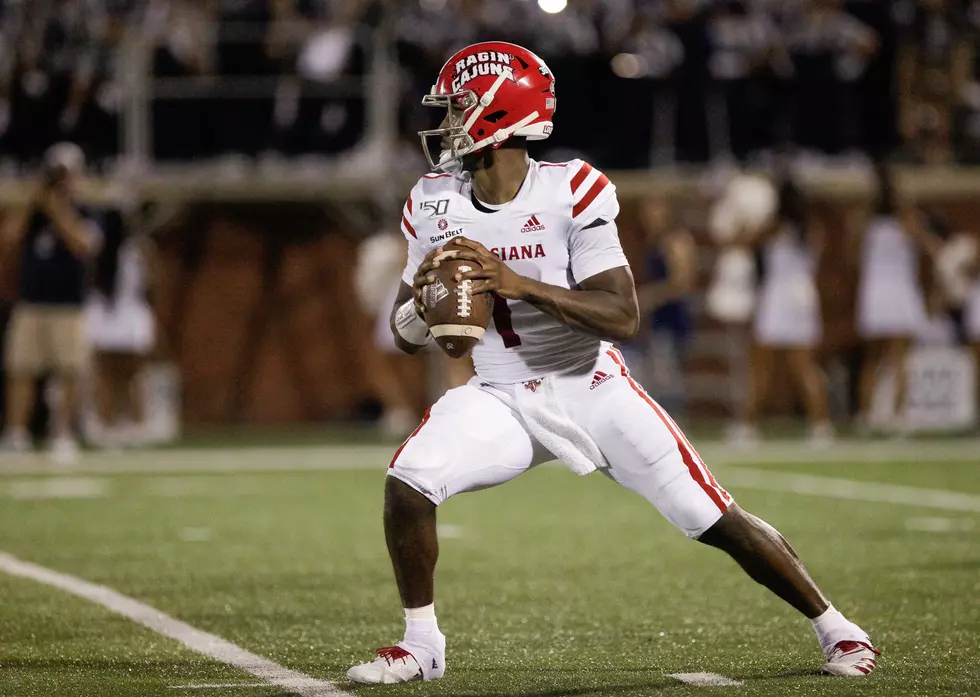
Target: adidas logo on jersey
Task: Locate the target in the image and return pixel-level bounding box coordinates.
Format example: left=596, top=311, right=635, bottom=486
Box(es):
left=589, top=370, right=613, bottom=390
left=521, top=215, right=545, bottom=233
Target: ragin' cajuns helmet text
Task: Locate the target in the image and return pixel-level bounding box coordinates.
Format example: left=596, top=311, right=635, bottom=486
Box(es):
left=419, top=41, right=556, bottom=172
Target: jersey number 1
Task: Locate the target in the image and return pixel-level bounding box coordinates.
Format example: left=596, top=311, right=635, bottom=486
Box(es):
left=491, top=292, right=522, bottom=348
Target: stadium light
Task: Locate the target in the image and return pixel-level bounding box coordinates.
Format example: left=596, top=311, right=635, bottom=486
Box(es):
left=611, top=53, right=648, bottom=79
left=538, top=0, right=567, bottom=13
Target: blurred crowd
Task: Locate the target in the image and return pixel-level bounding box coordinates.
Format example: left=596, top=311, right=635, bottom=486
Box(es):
left=0, top=144, right=158, bottom=461
left=356, top=163, right=980, bottom=446
left=1, top=0, right=979, bottom=169
left=2, top=0, right=980, bottom=456
left=628, top=165, right=980, bottom=446
left=0, top=143, right=978, bottom=457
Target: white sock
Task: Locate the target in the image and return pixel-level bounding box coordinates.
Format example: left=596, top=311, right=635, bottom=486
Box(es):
left=810, top=604, right=868, bottom=655
left=404, top=603, right=439, bottom=643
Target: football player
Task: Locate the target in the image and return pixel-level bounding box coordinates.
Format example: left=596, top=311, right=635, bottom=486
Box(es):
left=348, top=41, right=878, bottom=684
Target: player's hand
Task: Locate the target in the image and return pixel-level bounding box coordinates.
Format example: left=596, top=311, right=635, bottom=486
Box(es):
left=412, top=247, right=445, bottom=314
left=450, top=237, right=529, bottom=300
left=38, top=187, right=66, bottom=215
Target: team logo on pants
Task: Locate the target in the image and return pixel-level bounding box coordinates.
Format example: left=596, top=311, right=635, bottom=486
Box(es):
left=523, top=379, right=542, bottom=392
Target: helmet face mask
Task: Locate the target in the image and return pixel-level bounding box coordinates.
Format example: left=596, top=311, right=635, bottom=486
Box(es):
left=419, top=91, right=479, bottom=172
left=418, top=42, right=556, bottom=173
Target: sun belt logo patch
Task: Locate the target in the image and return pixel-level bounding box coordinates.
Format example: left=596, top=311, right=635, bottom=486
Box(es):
left=521, top=215, right=545, bottom=233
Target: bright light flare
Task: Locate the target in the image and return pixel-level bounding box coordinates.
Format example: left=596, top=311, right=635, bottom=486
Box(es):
left=611, top=53, right=648, bottom=79
left=538, top=0, right=567, bottom=14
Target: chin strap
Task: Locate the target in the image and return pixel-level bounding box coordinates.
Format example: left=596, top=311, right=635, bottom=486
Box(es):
left=466, top=111, right=539, bottom=154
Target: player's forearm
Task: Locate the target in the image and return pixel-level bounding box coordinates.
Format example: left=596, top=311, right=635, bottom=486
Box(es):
left=391, top=326, right=425, bottom=355
left=515, top=278, right=639, bottom=342
left=389, top=284, right=426, bottom=355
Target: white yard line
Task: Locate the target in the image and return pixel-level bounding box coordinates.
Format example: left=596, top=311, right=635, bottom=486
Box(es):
left=0, top=438, right=978, bottom=477
left=668, top=672, right=742, bottom=686
left=0, top=446, right=394, bottom=475
left=168, top=684, right=272, bottom=690
left=2, top=476, right=109, bottom=499
left=2, top=441, right=979, bottom=515
left=0, top=552, right=351, bottom=697
left=725, top=467, right=980, bottom=513
left=905, top=516, right=977, bottom=532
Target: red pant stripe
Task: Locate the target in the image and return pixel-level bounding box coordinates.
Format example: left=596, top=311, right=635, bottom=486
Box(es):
left=388, top=408, right=431, bottom=469
left=606, top=349, right=729, bottom=512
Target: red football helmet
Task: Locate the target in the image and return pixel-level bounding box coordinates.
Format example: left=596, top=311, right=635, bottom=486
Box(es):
left=419, top=41, right=557, bottom=172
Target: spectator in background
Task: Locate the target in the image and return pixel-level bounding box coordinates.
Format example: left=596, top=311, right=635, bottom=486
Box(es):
left=854, top=163, right=938, bottom=433
left=85, top=201, right=156, bottom=448
left=213, top=0, right=276, bottom=157
left=704, top=0, right=784, bottom=161
left=965, top=247, right=980, bottom=415
left=783, top=0, right=877, bottom=156
left=916, top=276, right=959, bottom=346
left=145, top=0, right=215, bottom=160
left=959, top=0, right=980, bottom=163
left=897, top=0, right=972, bottom=164
left=2, top=0, right=59, bottom=162
left=611, top=6, right=685, bottom=166
left=355, top=229, right=419, bottom=438
left=0, top=143, right=101, bottom=461
left=530, top=0, right=602, bottom=157
left=0, top=0, right=14, bottom=158
left=633, top=197, right=696, bottom=418
left=64, top=1, right=131, bottom=164
left=355, top=224, right=473, bottom=437
left=736, top=179, right=833, bottom=447
left=663, top=0, right=712, bottom=163
left=286, top=0, right=368, bottom=156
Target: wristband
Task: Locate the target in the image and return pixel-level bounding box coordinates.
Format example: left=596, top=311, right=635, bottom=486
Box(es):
left=394, top=298, right=431, bottom=346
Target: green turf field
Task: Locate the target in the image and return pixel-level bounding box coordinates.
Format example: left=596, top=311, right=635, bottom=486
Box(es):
left=1, top=440, right=979, bottom=697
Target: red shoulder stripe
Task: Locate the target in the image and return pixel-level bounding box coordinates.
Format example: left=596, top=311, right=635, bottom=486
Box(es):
left=402, top=214, right=417, bottom=238
left=423, top=173, right=451, bottom=179
left=539, top=162, right=568, bottom=167
left=406, top=194, right=413, bottom=215
left=570, top=162, right=593, bottom=194
left=572, top=174, right=609, bottom=218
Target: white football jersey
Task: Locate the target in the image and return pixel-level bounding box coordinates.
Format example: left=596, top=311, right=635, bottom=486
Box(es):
left=400, top=159, right=629, bottom=384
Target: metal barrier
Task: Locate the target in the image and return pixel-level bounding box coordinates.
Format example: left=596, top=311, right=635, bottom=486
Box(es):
left=114, top=17, right=398, bottom=176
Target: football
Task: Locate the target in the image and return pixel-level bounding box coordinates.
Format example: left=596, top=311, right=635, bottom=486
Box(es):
left=421, top=245, right=493, bottom=358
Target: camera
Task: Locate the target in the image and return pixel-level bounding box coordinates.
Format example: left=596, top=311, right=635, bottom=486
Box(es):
left=42, top=162, right=70, bottom=189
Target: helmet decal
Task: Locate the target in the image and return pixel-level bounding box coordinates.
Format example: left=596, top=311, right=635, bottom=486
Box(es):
left=451, top=52, right=516, bottom=92
left=419, top=41, right=557, bottom=172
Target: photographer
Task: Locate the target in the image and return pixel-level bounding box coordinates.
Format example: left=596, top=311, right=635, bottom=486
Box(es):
left=0, top=143, right=101, bottom=462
